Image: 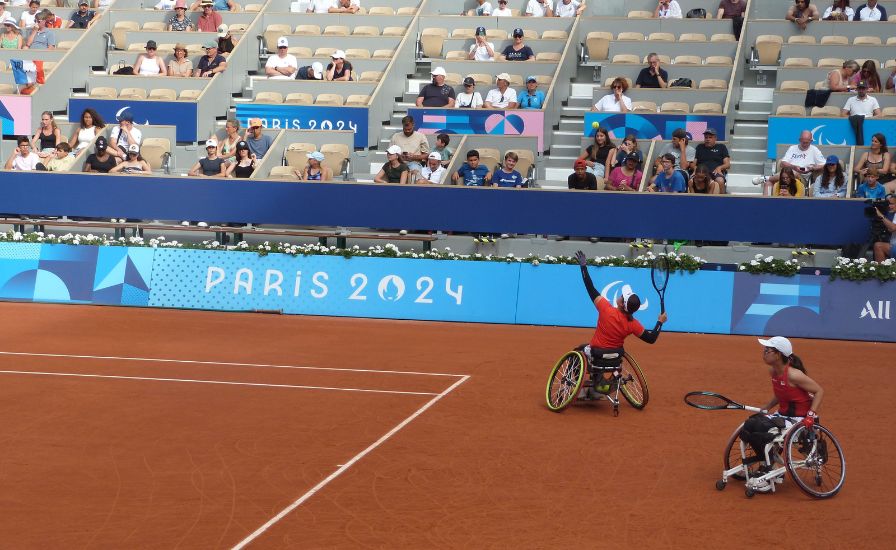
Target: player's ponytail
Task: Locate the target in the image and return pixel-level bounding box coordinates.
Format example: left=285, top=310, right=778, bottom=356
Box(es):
left=788, top=354, right=806, bottom=374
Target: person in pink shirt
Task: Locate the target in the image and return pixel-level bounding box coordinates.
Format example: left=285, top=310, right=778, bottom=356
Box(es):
left=605, top=152, right=643, bottom=191
left=196, top=0, right=221, bottom=33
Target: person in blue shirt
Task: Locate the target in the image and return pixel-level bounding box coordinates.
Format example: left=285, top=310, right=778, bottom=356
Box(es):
left=489, top=151, right=526, bottom=188
left=518, top=76, right=545, bottom=109
left=855, top=167, right=887, bottom=198
left=452, top=149, right=491, bottom=186
left=649, top=154, right=687, bottom=192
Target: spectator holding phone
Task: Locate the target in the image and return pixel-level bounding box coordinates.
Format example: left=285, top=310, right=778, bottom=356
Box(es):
left=655, top=0, right=682, bottom=18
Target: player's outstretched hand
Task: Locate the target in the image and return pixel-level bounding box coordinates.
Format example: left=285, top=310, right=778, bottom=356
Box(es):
left=658, top=312, right=668, bottom=324
left=575, top=251, right=587, bottom=266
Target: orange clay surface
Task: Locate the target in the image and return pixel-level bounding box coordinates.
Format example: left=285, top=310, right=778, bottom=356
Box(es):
left=0, top=302, right=892, bottom=549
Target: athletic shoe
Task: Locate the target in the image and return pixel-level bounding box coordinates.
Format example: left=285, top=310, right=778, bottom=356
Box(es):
left=752, top=175, right=768, bottom=186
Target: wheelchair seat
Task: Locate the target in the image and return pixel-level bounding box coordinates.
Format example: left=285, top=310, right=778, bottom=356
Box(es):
left=586, top=346, right=625, bottom=370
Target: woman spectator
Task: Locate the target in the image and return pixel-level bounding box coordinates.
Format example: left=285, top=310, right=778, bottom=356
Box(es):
left=31, top=111, right=61, bottom=159
left=592, top=77, right=631, bottom=112
left=295, top=151, right=333, bottom=181
left=68, top=107, right=105, bottom=153
left=827, top=60, right=858, bottom=91
left=225, top=140, right=256, bottom=178
left=613, top=135, right=643, bottom=171
left=109, top=144, right=152, bottom=174
left=374, top=145, right=410, bottom=184
left=850, top=60, right=882, bottom=93
left=83, top=136, right=118, bottom=173
left=188, top=138, right=227, bottom=177
left=688, top=164, right=720, bottom=194
left=167, top=43, right=192, bottom=77
left=854, top=133, right=892, bottom=186
left=578, top=127, right=615, bottom=179
left=134, top=40, right=166, bottom=76
left=822, top=0, right=854, bottom=19
left=167, top=0, right=193, bottom=31
left=606, top=153, right=642, bottom=191
left=771, top=166, right=805, bottom=197
left=218, top=119, right=241, bottom=162
left=325, top=50, right=353, bottom=81
left=1, top=20, right=24, bottom=49
left=812, top=156, right=847, bottom=198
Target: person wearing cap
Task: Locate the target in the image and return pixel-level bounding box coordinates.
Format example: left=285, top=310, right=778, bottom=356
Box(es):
left=167, top=0, right=194, bottom=31
left=168, top=43, right=193, bottom=77
left=19, top=1, right=41, bottom=33
left=194, top=40, right=227, bottom=77
left=518, top=76, right=545, bottom=109
left=329, top=0, right=361, bottom=13
left=606, top=152, right=642, bottom=191
left=853, top=0, right=887, bottom=20
left=83, top=136, right=119, bottom=173
left=483, top=74, right=518, bottom=108
left=297, top=61, right=324, bottom=80
left=225, top=140, right=256, bottom=178
left=455, top=76, right=483, bottom=108
left=525, top=0, right=554, bottom=16
left=243, top=118, right=273, bottom=159
left=556, top=0, right=585, bottom=17
left=389, top=116, right=429, bottom=173
left=453, top=149, right=490, bottom=186
left=568, top=159, right=598, bottom=190
left=694, top=127, right=730, bottom=193
left=189, top=0, right=234, bottom=10
left=467, top=26, right=495, bottom=61
left=4, top=136, right=40, bottom=171
left=189, top=138, right=227, bottom=177
left=68, top=0, right=95, bottom=29
left=418, top=152, right=446, bottom=184
left=635, top=53, right=668, bottom=89
left=492, top=0, right=512, bottom=16
left=648, top=153, right=686, bottom=193
left=592, top=76, right=631, bottom=112
left=474, top=0, right=493, bottom=15
left=266, top=37, right=298, bottom=79
left=841, top=80, right=881, bottom=117
left=500, top=28, right=535, bottom=61
left=217, top=24, right=234, bottom=53
left=488, top=151, right=525, bottom=187
left=416, top=67, right=456, bottom=107
left=654, top=128, right=695, bottom=182
left=307, top=0, right=335, bottom=13
left=374, top=145, right=410, bottom=184
left=1, top=18, right=23, bottom=49
left=295, top=151, right=333, bottom=181
left=69, top=107, right=105, bottom=153
left=196, top=0, right=222, bottom=33
left=134, top=40, right=166, bottom=76
left=108, top=112, right=143, bottom=160
left=325, top=50, right=353, bottom=81
left=811, top=155, right=847, bottom=198
left=109, top=144, right=152, bottom=174
left=24, top=10, right=56, bottom=49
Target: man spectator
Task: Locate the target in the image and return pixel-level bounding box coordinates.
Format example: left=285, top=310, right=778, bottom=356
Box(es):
left=518, top=76, right=545, bottom=109
left=329, top=0, right=360, bottom=13
left=854, top=0, right=886, bottom=20
left=649, top=154, right=687, bottom=192
left=189, top=0, right=235, bottom=10
left=196, top=0, right=221, bottom=33
left=68, top=0, right=95, bottom=29
left=265, top=37, right=298, bottom=79
left=841, top=80, right=881, bottom=117
left=108, top=112, right=142, bottom=160
left=453, top=149, right=490, bottom=186
left=390, top=115, right=429, bottom=173
left=887, top=61, right=896, bottom=92
left=484, top=73, right=519, bottom=108
left=717, top=0, right=746, bottom=40
left=244, top=118, right=273, bottom=159
left=500, top=28, right=535, bottom=61
left=38, top=142, right=76, bottom=172
left=418, top=152, right=446, bottom=184
left=307, top=0, right=333, bottom=13
left=872, top=194, right=896, bottom=262
left=474, top=0, right=492, bottom=15
left=655, top=0, right=682, bottom=18
left=635, top=53, right=668, bottom=88
left=416, top=66, right=456, bottom=107
left=194, top=40, right=227, bottom=77
left=4, top=136, right=40, bottom=171
left=695, top=128, right=730, bottom=193
left=492, top=0, right=512, bottom=16
left=42, top=8, right=63, bottom=28
left=468, top=26, right=495, bottom=61
left=25, top=10, right=55, bottom=49
left=555, top=0, right=584, bottom=17
left=525, top=0, right=554, bottom=16
left=654, top=128, right=695, bottom=181
left=326, top=50, right=353, bottom=81
left=568, top=159, right=598, bottom=189
left=786, top=0, right=821, bottom=29
left=297, top=61, right=324, bottom=80
left=755, top=130, right=825, bottom=187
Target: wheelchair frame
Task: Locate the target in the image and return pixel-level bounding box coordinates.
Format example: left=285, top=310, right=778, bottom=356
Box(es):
left=545, top=345, right=649, bottom=415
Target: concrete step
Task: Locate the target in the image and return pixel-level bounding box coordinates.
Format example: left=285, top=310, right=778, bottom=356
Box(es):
left=550, top=131, right=586, bottom=147
left=733, top=122, right=770, bottom=138
left=730, top=148, right=767, bottom=163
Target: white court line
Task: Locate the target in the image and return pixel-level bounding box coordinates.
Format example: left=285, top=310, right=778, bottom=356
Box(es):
left=0, top=370, right=439, bottom=396
left=231, top=374, right=471, bottom=550
left=0, top=351, right=465, bottom=378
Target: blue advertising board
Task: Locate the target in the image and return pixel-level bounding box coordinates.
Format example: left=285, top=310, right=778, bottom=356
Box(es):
left=583, top=113, right=726, bottom=141
left=68, top=98, right=198, bottom=142
left=234, top=104, right=369, bottom=148
left=408, top=108, right=545, bottom=150
left=767, top=117, right=896, bottom=158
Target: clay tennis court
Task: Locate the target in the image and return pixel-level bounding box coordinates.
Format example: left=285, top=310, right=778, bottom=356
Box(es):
left=0, top=302, right=891, bottom=549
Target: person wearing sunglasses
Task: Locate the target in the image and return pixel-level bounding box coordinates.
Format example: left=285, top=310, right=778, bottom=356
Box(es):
left=592, top=77, right=631, bottom=112
left=483, top=73, right=518, bottom=108
left=518, top=76, right=545, bottom=109
left=133, top=40, right=165, bottom=76
left=492, top=0, right=512, bottom=15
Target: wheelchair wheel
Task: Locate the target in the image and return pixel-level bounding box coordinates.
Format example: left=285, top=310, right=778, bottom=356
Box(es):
left=618, top=352, right=649, bottom=409
left=545, top=351, right=586, bottom=412
left=722, top=422, right=757, bottom=481
left=784, top=423, right=846, bottom=499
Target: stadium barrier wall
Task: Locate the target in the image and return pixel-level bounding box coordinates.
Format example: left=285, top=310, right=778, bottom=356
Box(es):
left=68, top=98, right=199, bottom=143
left=0, top=243, right=892, bottom=343
left=408, top=108, right=546, bottom=151
left=234, top=104, right=369, bottom=149
left=582, top=113, right=727, bottom=141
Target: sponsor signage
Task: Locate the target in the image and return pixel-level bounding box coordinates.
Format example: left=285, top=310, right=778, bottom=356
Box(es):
left=234, top=104, right=368, bottom=148
left=68, top=98, right=198, bottom=142
left=582, top=113, right=726, bottom=141
left=408, top=108, right=545, bottom=150
left=0, top=94, right=31, bottom=136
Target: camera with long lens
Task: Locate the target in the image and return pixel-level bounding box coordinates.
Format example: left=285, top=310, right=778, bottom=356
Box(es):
left=864, top=198, right=889, bottom=218
left=866, top=198, right=891, bottom=243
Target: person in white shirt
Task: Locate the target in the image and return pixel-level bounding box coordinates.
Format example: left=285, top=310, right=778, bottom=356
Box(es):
left=654, top=0, right=682, bottom=18
left=307, top=0, right=333, bottom=13
left=329, top=0, right=360, bottom=13
left=484, top=73, right=519, bottom=108
left=853, top=0, right=886, bottom=20
left=757, top=131, right=826, bottom=186
left=555, top=0, right=583, bottom=17
left=20, top=0, right=40, bottom=31
left=468, top=26, right=495, bottom=61
left=592, top=77, right=632, bottom=112
left=4, top=137, right=41, bottom=171
left=419, top=152, right=447, bottom=184
left=492, top=0, right=512, bottom=15
left=474, top=0, right=492, bottom=15
left=525, top=0, right=554, bottom=17
left=841, top=81, right=881, bottom=117
left=265, top=37, right=298, bottom=79
left=455, top=76, right=484, bottom=108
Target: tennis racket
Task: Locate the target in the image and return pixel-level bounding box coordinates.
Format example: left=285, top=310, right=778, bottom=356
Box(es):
left=684, top=391, right=766, bottom=413
left=650, top=248, right=670, bottom=314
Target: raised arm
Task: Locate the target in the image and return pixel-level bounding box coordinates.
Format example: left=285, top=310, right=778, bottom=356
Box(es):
left=575, top=250, right=601, bottom=305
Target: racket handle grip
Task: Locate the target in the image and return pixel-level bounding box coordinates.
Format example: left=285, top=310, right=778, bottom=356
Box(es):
left=744, top=406, right=764, bottom=413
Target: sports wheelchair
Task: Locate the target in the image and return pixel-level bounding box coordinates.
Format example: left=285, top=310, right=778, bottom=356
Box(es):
left=717, top=417, right=846, bottom=498
left=545, top=345, right=648, bottom=415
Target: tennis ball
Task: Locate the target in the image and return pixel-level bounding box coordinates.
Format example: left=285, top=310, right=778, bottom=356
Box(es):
left=592, top=121, right=599, bottom=129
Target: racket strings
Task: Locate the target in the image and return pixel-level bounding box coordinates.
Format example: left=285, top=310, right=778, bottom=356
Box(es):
left=685, top=393, right=729, bottom=409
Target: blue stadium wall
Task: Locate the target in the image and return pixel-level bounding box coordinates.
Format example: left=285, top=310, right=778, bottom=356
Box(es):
left=0, top=244, right=892, bottom=343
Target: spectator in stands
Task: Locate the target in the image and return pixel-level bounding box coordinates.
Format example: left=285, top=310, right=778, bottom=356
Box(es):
left=500, top=28, right=535, bottom=61
left=417, top=67, right=456, bottom=107
left=326, top=50, right=353, bottom=81
left=694, top=127, right=730, bottom=193
left=25, top=10, right=56, bottom=49
left=827, top=59, right=858, bottom=91
left=484, top=73, right=519, bottom=108
left=194, top=40, right=227, bottom=77
left=374, top=145, right=410, bottom=184
left=812, top=155, right=847, bottom=197
left=474, top=0, right=492, bottom=15
left=1, top=20, right=23, bottom=50
left=330, top=0, right=361, bottom=14
left=851, top=60, right=882, bottom=93
left=606, top=153, right=642, bottom=191
left=887, top=62, right=896, bottom=93
left=455, top=76, right=484, bottom=108
left=217, top=24, right=234, bottom=54
left=225, top=141, right=256, bottom=178
left=568, top=159, right=598, bottom=190
left=853, top=0, right=886, bottom=20
left=167, top=0, right=194, bottom=31
left=19, top=1, right=40, bottom=34
left=167, top=43, right=193, bottom=77
left=69, top=108, right=104, bottom=153
left=453, top=149, right=490, bottom=185
left=295, top=151, right=333, bottom=181
left=468, top=26, right=495, bottom=61
left=432, top=133, right=453, bottom=167
left=108, top=112, right=142, bottom=160
left=92, top=0, right=112, bottom=11
left=648, top=154, right=687, bottom=192
left=855, top=167, right=886, bottom=198
left=189, top=138, right=227, bottom=177
left=109, top=144, right=152, bottom=174
left=196, top=0, right=222, bottom=33
left=42, top=8, right=63, bottom=28
left=37, top=142, right=75, bottom=172
left=4, top=136, right=40, bottom=171
left=755, top=130, right=825, bottom=187
left=786, top=0, right=820, bottom=30
left=218, top=118, right=241, bottom=161
left=83, top=136, right=118, bottom=173
left=31, top=111, right=61, bottom=159
left=419, top=152, right=446, bottom=184
left=655, top=0, right=682, bottom=18
left=822, top=0, right=854, bottom=19
left=592, top=77, right=631, bottom=112
left=489, top=151, right=525, bottom=187
left=243, top=118, right=273, bottom=159
left=855, top=133, right=892, bottom=185
left=68, top=1, right=95, bottom=29
left=134, top=40, right=166, bottom=76
left=613, top=135, right=642, bottom=170
left=556, top=0, right=584, bottom=17
left=871, top=195, right=896, bottom=261
left=688, top=164, right=720, bottom=194
left=841, top=80, right=881, bottom=117
left=635, top=53, right=668, bottom=89
left=155, top=0, right=177, bottom=9
left=717, top=0, right=746, bottom=40
left=492, top=0, right=512, bottom=16
left=266, top=37, right=298, bottom=79
left=389, top=116, right=429, bottom=173
left=212, top=0, right=236, bottom=11
left=297, top=61, right=324, bottom=80
left=307, top=0, right=334, bottom=13
left=579, top=127, right=615, bottom=178
left=772, top=167, right=806, bottom=196
left=518, top=76, right=545, bottom=109
left=525, top=0, right=554, bottom=17
left=654, top=128, right=695, bottom=182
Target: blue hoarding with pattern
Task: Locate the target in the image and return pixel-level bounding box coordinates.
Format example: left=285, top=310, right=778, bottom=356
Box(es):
left=68, top=98, right=198, bottom=142
left=767, top=117, right=896, bottom=158
left=234, top=104, right=368, bottom=148
left=582, top=113, right=726, bottom=141
left=408, top=108, right=545, bottom=150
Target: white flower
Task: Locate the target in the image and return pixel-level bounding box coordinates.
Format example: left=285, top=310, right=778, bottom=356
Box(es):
left=739, top=265, right=746, bottom=270
left=532, top=260, right=540, bottom=266
left=755, top=253, right=764, bottom=259
left=764, top=256, right=773, bottom=263
left=750, top=260, right=759, bottom=266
